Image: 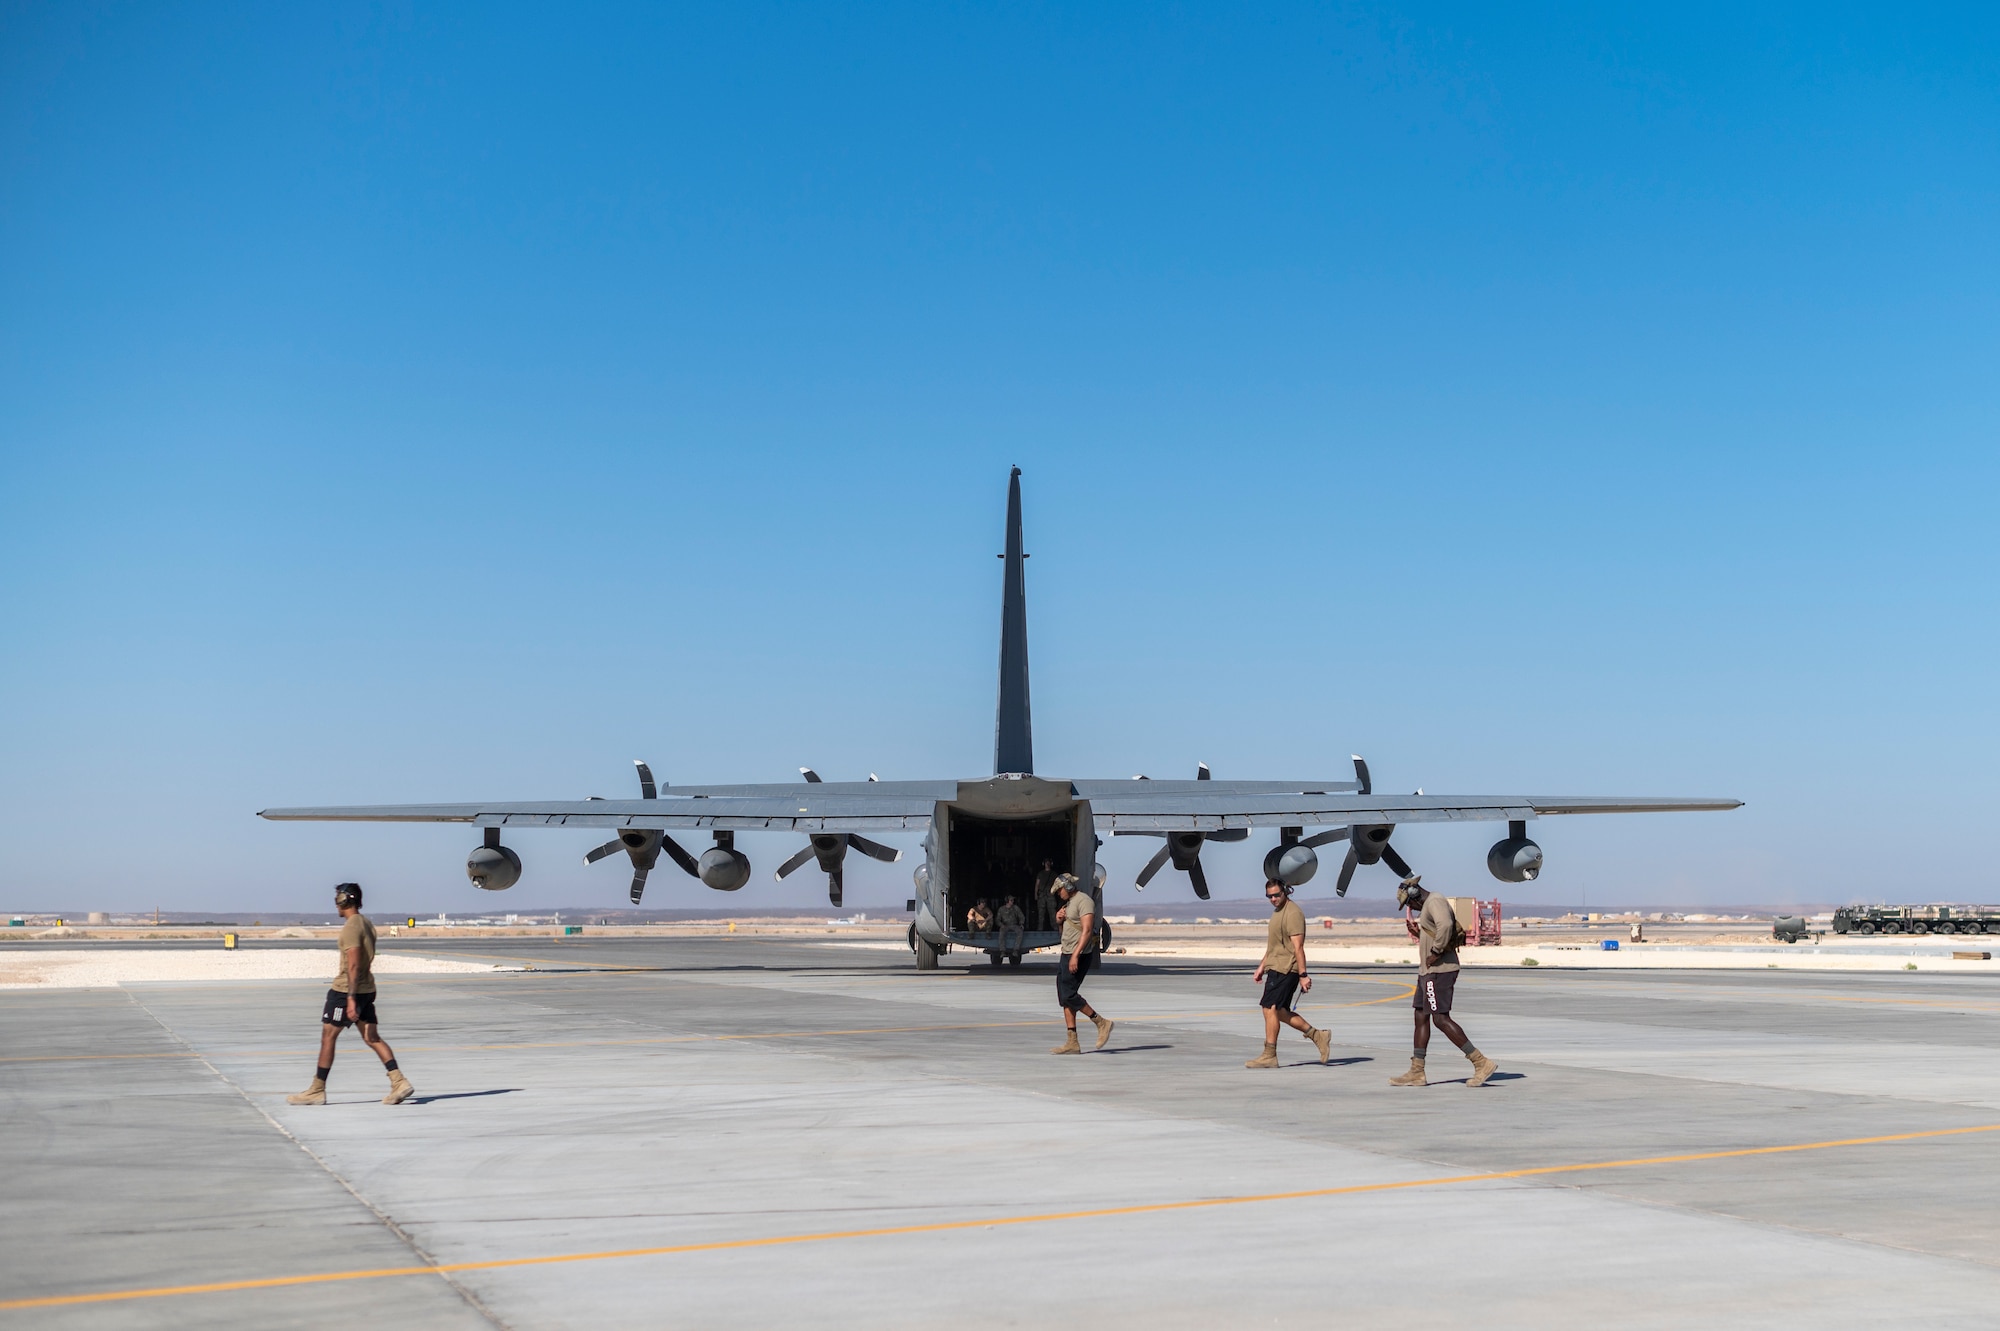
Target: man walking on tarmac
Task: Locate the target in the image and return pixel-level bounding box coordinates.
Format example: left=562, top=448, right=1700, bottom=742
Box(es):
left=287, top=883, right=415, bottom=1106
left=1246, top=879, right=1333, bottom=1067
left=1049, top=874, right=1114, bottom=1054
left=1390, top=878, right=1498, bottom=1087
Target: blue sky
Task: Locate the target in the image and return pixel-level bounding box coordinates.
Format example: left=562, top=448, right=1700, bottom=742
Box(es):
left=3, top=4, right=1996, bottom=914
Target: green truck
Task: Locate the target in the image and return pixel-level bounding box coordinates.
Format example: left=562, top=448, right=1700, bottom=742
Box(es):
left=1832, top=904, right=2000, bottom=936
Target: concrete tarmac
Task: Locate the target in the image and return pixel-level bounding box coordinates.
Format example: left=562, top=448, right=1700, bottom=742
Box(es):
left=4, top=936, right=2000, bottom=1328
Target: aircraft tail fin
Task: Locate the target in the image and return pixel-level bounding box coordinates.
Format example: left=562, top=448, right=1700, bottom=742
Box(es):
left=994, top=467, right=1034, bottom=775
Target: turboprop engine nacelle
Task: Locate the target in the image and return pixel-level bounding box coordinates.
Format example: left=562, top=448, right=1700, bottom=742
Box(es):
left=1486, top=833, right=1544, bottom=883
left=466, top=842, right=522, bottom=891
left=1262, top=843, right=1319, bottom=888
left=699, top=847, right=752, bottom=892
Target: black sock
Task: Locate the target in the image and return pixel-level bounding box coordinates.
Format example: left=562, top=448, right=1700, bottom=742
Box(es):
left=315, top=1065, right=331, bottom=1081
left=384, top=1058, right=398, bottom=1072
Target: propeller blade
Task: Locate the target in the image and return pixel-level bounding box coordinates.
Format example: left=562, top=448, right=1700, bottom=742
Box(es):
left=776, top=843, right=818, bottom=879
left=1335, top=844, right=1359, bottom=897
left=660, top=834, right=701, bottom=878
left=1302, top=826, right=1350, bottom=849
left=634, top=760, right=657, bottom=800
left=584, top=839, right=625, bottom=865
left=1351, top=755, right=1371, bottom=796
left=1204, top=828, right=1250, bottom=843
left=848, top=834, right=901, bottom=863
left=629, top=865, right=650, bottom=904
left=1196, top=762, right=1210, bottom=780
left=1381, top=844, right=1415, bottom=880
left=800, top=767, right=822, bottom=783
left=1136, top=844, right=1173, bottom=887
left=1188, top=857, right=1211, bottom=901
left=828, top=867, right=843, bottom=908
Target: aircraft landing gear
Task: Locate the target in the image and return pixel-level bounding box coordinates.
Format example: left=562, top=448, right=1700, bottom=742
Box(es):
left=915, top=935, right=941, bottom=970
left=1009, top=952, right=1022, bottom=967
left=988, top=951, right=1002, bottom=967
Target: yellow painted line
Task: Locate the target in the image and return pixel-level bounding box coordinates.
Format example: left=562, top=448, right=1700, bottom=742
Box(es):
left=8, top=1122, right=1996, bottom=1312
left=0, top=1050, right=199, bottom=1064
left=0, top=979, right=1415, bottom=1065
left=0, top=993, right=1413, bottom=1065
left=1819, top=994, right=2000, bottom=1011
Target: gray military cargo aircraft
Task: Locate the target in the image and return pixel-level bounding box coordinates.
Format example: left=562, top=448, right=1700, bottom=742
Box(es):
left=262, top=467, right=1740, bottom=968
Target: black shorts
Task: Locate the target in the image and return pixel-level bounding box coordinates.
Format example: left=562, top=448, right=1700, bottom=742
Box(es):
left=1055, top=950, right=1097, bottom=1010
left=1413, top=970, right=1457, bottom=1015
left=321, top=988, right=378, bottom=1028
left=1260, top=970, right=1301, bottom=1010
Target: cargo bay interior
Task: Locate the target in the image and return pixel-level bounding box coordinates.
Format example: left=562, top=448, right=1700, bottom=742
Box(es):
left=945, top=808, right=1078, bottom=932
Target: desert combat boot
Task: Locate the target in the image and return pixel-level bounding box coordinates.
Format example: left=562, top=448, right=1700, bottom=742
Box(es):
left=1310, top=1028, right=1332, bottom=1064
left=1465, top=1049, right=1498, bottom=1087
left=383, top=1069, right=415, bottom=1105
left=1091, top=1014, right=1115, bottom=1050
left=1050, top=1030, right=1081, bottom=1055
left=1388, top=1056, right=1427, bottom=1086
left=286, top=1078, right=327, bottom=1106
left=1245, top=1043, right=1279, bottom=1069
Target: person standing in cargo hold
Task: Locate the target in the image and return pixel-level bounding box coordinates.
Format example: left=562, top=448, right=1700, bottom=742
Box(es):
left=1034, top=857, right=1061, bottom=931
left=1049, top=874, right=1114, bottom=1054
left=1246, top=880, right=1333, bottom=1068
left=1390, top=878, right=1498, bottom=1088
left=287, top=883, right=415, bottom=1106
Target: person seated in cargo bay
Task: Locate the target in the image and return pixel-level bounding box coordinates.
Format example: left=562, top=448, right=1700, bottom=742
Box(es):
left=966, top=898, right=995, bottom=938
left=997, top=895, right=1026, bottom=958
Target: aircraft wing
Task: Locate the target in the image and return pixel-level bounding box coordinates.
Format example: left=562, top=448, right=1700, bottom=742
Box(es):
left=261, top=782, right=1738, bottom=835
left=1084, top=791, right=1742, bottom=832
left=258, top=788, right=951, bottom=833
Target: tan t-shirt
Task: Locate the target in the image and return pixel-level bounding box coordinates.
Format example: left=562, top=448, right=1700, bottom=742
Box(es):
left=1060, top=892, right=1098, bottom=956
left=1416, top=895, right=1460, bottom=975
left=330, top=913, right=378, bottom=994
left=1262, top=901, right=1307, bottom=973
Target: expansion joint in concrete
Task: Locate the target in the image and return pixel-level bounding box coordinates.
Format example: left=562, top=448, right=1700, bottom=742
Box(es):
left=120, top=989, right=513, bottom=1331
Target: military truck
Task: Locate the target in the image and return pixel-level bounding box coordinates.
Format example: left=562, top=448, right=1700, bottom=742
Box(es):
left=1832, top=904, right=2000, bottom=936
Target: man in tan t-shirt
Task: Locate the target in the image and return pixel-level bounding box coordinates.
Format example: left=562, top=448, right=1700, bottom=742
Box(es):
left=1246, top=880, right=1333, bottom=1067
left=1049, top=874, right=1114, bottom=1054
left=1389, top=878, right=1497, bottom=1088
left=287, top=883, right=415, bottom=1106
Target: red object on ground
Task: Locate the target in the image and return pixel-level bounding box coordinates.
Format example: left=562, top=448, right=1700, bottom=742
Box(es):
left=1474, top=898, right=1503, bottom=945
left=1405, top=899, right=1505, bottom=944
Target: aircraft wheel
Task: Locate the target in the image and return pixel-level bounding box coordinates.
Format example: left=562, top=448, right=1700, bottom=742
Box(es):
left=988, top=951, right=1002, bottom=967
left=915, top=936, right=940, bottom=970
left=1009, top=952, right=1022, bottom=967
left=1096, top=920, right=1113, bottom=953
